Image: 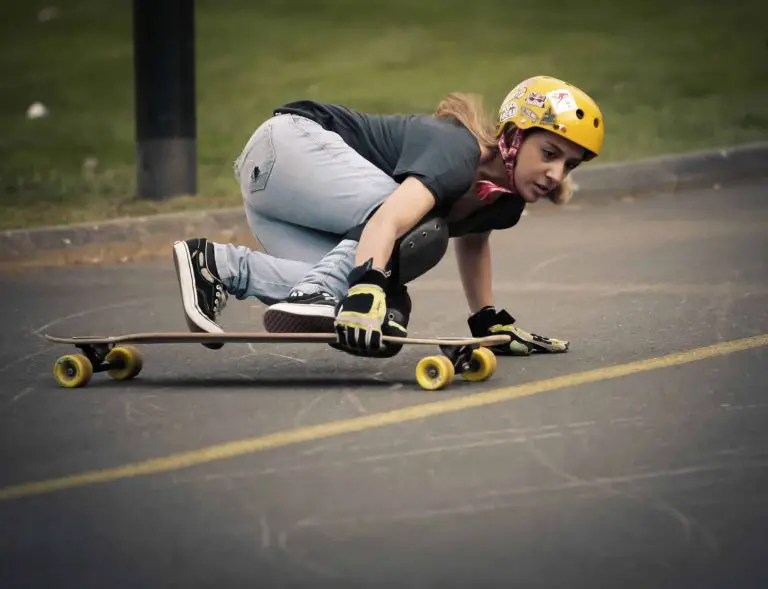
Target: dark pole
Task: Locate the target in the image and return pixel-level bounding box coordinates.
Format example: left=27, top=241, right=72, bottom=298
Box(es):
left=132, top=0, right=196, bottom=200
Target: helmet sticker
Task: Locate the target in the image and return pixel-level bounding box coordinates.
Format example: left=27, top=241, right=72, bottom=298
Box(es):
left=521, top=107, right=538, bottom=123
left=499, top=101, right=518, bottom=120
left=525, top=92, right=546, bottom=108
left=546, top=89, right=578, bottom=114
left=540, top=106, right=558, bottom=126
left=510, top=85, right=527, bottom=99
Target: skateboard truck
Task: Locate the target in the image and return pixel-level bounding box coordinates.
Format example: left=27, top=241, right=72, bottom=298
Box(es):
left=74, top=342, right=111, bottom=368
left=439, top=342, right=483, bottom=374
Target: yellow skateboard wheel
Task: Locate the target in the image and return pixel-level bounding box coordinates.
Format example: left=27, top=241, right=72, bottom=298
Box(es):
left=461, top=347, right=497, bottom=382
left=105, top=346, right=144, bottom=381
left=53, top=354, right=94, bottom=388
left=415, top=355, right=455, bottom=391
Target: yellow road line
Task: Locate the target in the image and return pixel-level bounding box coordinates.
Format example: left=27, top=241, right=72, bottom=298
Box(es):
left=1, top=334, right=766, bottom=502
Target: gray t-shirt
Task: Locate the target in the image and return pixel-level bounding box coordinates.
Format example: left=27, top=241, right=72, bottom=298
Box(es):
left=273, top=101, right=525, bottom=236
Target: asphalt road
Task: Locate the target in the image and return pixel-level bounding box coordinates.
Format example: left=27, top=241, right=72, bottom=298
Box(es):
left=1, top=182, right=767, bottom=588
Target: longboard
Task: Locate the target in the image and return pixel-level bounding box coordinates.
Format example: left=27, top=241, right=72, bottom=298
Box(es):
left=44, top=331, right=511, bottom=391
left=44, top=331, right=509, bottom=347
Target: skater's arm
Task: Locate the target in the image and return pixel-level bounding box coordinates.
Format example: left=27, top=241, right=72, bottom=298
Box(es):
left=454, top=231, right=494, bottom=313
left=355, top=177, right=436, bottom=271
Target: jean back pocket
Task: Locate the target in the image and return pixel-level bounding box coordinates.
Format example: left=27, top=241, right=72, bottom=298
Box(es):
left=234, top=122, right=275, bottom=194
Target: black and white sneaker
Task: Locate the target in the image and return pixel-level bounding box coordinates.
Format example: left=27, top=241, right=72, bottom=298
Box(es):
left=263, top=290, right=337, bottom=333
left=172, top=238, right=229, bottom=349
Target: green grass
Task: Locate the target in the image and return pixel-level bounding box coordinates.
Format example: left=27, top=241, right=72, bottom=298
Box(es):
left=1, top=0, right=766, bottom=230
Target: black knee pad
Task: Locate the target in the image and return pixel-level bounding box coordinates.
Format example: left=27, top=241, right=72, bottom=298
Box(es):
left=374, top=285, right=411, bottom=358
left=342, top=212, right=448, bottom=285
left=385, top=284, right=411, bottom=330
left=394, top=214, right=449, bottom=284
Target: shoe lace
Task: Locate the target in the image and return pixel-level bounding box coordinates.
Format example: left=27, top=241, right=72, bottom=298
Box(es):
left=289, top=290, right=335, bottom=301
left=212, top=284, right=228, bottom=316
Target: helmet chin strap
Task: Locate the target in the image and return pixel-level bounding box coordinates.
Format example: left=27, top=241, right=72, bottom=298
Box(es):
left=476, top=127, right=525, bottom=203
left=498, top=126, right=524, bottom=189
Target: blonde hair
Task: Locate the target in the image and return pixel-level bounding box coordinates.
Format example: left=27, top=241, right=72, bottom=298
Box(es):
left=434, top=92, right=497, bottom=153
left=551, top=175, right=573, bottom=205
left=434, top=92, right=573, bottom=206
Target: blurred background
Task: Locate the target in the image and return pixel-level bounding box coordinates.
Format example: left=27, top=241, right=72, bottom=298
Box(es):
left=0, top=0, right=765, bottom=230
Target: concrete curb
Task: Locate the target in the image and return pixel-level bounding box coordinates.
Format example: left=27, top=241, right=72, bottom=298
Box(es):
left=570, top=140, right=768, bottom=198
left=0, top=209, right=259, bottom=270
left=2, top=141, right=767, bottom=269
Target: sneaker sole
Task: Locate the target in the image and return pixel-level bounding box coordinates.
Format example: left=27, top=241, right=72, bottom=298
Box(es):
left=173, top=241, right=225, bottom=349
left=263, top=303, right=335, bottom=333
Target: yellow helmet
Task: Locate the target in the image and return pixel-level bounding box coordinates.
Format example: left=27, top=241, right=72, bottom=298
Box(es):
left=496, top=75, right=605, bottom=159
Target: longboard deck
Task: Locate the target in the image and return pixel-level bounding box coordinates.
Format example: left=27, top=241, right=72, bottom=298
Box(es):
left=44, top=332, right=511, bottom=347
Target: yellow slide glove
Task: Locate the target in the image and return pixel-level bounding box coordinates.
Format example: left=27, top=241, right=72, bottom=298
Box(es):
left=334, top=263, right=389, bottom=354
left=468, top=306, right=569, bottom=356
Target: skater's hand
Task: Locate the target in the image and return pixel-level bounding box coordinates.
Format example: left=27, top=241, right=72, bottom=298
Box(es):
left=468, top=306, right=569, bottom=356
left=334, top=263, right=388, bottom=354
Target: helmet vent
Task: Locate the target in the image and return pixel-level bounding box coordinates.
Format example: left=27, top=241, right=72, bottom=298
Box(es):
left=576, top=109, right=584, bottom=120
left=593, top=117, right=600, bottom=128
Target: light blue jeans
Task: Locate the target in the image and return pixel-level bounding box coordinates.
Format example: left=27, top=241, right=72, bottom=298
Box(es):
left=213, top=113, right=399, bottom=304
